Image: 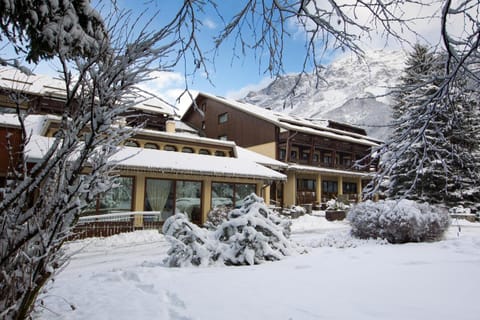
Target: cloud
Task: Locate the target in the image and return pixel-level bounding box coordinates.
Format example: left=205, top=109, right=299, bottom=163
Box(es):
left=137, top=71, right=186, bottom=105
left=225, top=77, right=273, bottom=100
left=145, top=71, right=184, bottom=90
left=203, top=18, right=217, bottom=30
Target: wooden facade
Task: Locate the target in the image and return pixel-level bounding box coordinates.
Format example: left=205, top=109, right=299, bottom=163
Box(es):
left=183, top=95, right=277, bottom=147
left=182, top=92, right=381, bottom=207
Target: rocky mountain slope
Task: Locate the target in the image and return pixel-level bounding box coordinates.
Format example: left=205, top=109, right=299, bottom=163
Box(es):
left=241, top=50, right=407, bottom=140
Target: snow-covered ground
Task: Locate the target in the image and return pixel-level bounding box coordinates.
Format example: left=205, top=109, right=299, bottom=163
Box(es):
left=34, top=214, right=480, bottom=320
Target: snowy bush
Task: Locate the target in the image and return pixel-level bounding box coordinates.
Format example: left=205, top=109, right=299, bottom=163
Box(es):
left=163, top=213, right=218, bottom=267
left=347, top=199, right=450, bottom=243
left=163, top=194, right=296, bottom=267
left=326, top=198, right=349, bottom=211
left=215, top=194, right=295, bottom=265
left=204, top=206, right=230, bottom=230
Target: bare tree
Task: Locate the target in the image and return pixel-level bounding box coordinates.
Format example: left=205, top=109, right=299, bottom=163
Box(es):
left=0, top=5, right=187, bottom=319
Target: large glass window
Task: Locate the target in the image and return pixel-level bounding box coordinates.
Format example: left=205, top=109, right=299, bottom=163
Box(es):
left=98, top=176, right=134, bottom=213
left=212, top=182, right=234, bottom=208
left=212, top=182, right=256, bottom=209
left=144, top=179, right=202, bottom=222
left=175, top=181, right=202, bottom=223
left=144, top=179, right=174, bottom=220
left=234, top=184, right=256, bottom=208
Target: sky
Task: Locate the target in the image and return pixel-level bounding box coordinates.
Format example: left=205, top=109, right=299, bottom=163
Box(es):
left=1, top=0, right=468, bottom=114
left=109, top=0, right=451, bottom=111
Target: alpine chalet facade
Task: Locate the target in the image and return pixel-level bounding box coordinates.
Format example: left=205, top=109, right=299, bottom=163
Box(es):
left=182, top=92, right=381, bottom=208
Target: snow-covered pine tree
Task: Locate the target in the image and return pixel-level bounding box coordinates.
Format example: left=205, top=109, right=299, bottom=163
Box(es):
left=443, top=80, right=480, bottom=211
left=370, top=44, right=480, bottom=210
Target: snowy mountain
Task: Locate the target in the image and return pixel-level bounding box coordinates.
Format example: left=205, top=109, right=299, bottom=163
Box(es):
left=241, top=50, right=406, bottom=139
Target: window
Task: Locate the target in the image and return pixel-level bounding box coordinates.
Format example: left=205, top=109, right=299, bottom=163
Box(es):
left=290, top=150, right=297, bottom=160
left=164, top=145, right=177, bottom=151
left=343, top=182, right=357, bottom=194
left=95, top=176, right=134, bottom=214
left=215, top=150, right=226, bottom=157
left=218, top=112, right=228, bottom=124
left=322, top=180, right=338, bottom=193
left=313, top=153, right=320, bottom=162
left=199, top=149, right=211, bottom=155
left=234, top=184, right=256, bottom=208
left=279, top=149, right=286, bottom=160
left=175, top=181, right=202, bottom=223
left=297, top=179, right=316, bottom=191
left=212, top=182, right=256, bottom=209
left=218, top=135, right=228, bottom=141
left=144, top=179, right=203, bottom=222
left=301, top=151, right=310, bottom=161
left=144, top=142, right=159, bottom=149
left=323, top=153, right=332, bottom=166
left=144, top=179, right=174, bottom=220
left=211, top=182, right=233, bottom=208
left=182, top=147, right=194, bottom=153
left=124, top=140, right=139, bottom=147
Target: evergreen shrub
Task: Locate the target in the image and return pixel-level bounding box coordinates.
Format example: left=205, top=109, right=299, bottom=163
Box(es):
left=347, top=199, right=450, bottom=243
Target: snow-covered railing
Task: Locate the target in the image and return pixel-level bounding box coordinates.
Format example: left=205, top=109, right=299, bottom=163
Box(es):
left=72, top=212, right=164, bottom=239
left=78, top=211, right=162, bottom=223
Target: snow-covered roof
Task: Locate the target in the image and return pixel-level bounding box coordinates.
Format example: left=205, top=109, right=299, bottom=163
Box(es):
left=288, top=163, right=374, bottom=178
left=0, top=114, right=21, bottom=128
left=0, top=67, right=176, bottom=115
left=173, top=120, right=200, bottom=136
left=25, top=134, right=285, bottom=181
left=22, top=114, right=285, bottom=181
left=235, top=147, right=288, bottom=170
left=129, top=95, right=174, bottom=116
left=111, top=147, right=286, bottom=181
left=0, top=67, right=66, bottom=98
left=189, top=92, right=382, bottom=146
left=138, top=127, right=237, bottom=154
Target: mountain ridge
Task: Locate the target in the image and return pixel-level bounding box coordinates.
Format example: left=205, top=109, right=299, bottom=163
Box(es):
left=240, top=50, right=407, bottom=139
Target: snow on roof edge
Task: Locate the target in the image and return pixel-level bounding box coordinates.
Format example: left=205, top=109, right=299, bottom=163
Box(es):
left=191, top=92, right=382, bottom=146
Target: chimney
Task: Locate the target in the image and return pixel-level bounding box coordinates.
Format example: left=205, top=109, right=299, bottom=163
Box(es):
left=166, top=119, right=176, bottom=133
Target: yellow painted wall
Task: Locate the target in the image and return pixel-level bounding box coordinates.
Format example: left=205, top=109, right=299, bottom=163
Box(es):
left=247, top=142, right=277, bottom=158
left=284, top=171, right=296, bottom=207
left=262, top=185, right=271, bottom=205
left=120, top=169, right=270, bottom=224
left=356, top=177, right=363, bottom=202
left=316, top=175, right=322, bottom=204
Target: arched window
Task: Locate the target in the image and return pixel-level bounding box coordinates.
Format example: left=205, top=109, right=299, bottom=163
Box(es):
left=144, top=142, right=159, bottom=149
left=182, top=147, right=194, bottom=153
left=124, top=140, right=139, bottom=147
left=198, top=149, right=211, bottom=155
left=215, top=150, right=226, bottom=157
left=164, top=145, right=177, bottom=152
